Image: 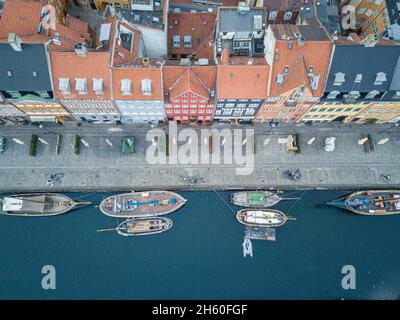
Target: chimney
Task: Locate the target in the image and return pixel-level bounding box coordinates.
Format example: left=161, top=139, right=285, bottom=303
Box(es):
left=8, top=33, right=22, bottom=52
left=221, top=48, right=229, bottom=65
left=143, top=57, right=150, bottom=67
left=361, top=34, right=379, bottom=47
left=74, top=42, right=88, bottom=57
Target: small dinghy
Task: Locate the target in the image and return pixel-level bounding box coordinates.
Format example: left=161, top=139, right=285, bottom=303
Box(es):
left=242, top=238, right=253, bottom=258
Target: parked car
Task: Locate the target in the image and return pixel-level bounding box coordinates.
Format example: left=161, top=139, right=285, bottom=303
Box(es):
left=0, top=136, right=5, bottom=153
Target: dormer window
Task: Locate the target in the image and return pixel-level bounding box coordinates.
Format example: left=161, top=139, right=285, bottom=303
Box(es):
left=347, top=91, right=360, bottom=99
left=374, top=72, right=387, bottom=85
left=334, top=72, right=345, bottom=86
left=93, top=78, right=104, bottom=95
left=75, top=78, right=87, bottom=95
left=141, top=79, right=152, bottom=96
left=366, top=90, right=379, bottom=99
left=327, top=91, right=340, bottom=99
left=58, top=78, right=70, bottom=94
left=121, top=79, right=132, bottom=96
left=269, top=10, right=277, bottom=20
left=355, top=74, right=363, bottom=83
left=311, top=74, right=320, bottom=90
left=276, top=74, right=284, bottom=84
left=284, top=11, right=292, bottom=20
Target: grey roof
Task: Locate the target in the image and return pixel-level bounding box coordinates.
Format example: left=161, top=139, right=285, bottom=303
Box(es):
left=219, top=8, right=265, bottom=33
left=300, top=0, right=341, bottom=34
left=386, top=0, right=400, bottom=25
left=325, top=44, right=400, bottom=93
left=390, top=55, right=400, bottom=91
left=0, top=43, right=52, bottom=92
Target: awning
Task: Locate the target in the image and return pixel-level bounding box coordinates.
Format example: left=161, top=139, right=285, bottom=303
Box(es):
left=30, top=116, right=57, bottom=122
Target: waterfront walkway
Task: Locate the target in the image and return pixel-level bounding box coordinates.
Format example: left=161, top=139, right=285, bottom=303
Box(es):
left=0, top=122, right=399, bottom=192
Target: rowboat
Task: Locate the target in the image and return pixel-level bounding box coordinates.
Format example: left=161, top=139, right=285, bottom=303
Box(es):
left=236, top=208, right=292, bottom=227
left=116, top=217, right=173, bottom=236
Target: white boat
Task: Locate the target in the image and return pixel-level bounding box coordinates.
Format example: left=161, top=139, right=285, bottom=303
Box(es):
left=242, top=238, right=253, bottom=258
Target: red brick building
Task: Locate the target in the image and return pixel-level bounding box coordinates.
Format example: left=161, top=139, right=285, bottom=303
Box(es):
left=163, top=64, right=217, bottom=124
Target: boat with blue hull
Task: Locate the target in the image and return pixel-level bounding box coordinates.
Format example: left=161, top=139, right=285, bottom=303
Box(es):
left=327, top=190, right=400, bottom=215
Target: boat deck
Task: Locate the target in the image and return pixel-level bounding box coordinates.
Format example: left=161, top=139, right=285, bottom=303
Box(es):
left=346, top=191, right=400, bottom=214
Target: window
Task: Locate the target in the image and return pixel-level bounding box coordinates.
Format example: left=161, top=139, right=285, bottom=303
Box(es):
left=58, top=78, right=70, bottom=94
left=173, top=35, right=180, bottom=48
left=284, top=11, right=292, bottom=20
left=334, top=72, right=345, bottom=86
left=93, top=78, right=104, bottom=95
left=327, top=91, right=340, bottom=99
left=33, top=71, right=38, bottom=77
left=374, top=72, right=387, bottom=85
left=366, top=90, right=379, bottom=99
left=7, top=91, right=21, bottom=98
left=355, top=74, right=362, bottom=83
left=276, top=74, right=284, bottom=84
left=75, top=78, right=88, bottom=94
left=121, top=79, right=132, bottom=96
left=141, top=79, right=152, bottom=96
left=269, top=10, right=277, bottom=20
left=283, top=67, right=289, bottom=74
left=36, top=91, right=49, bottom=98
left=183, top=36, right=192, bottom=48
left=358, top=7, right=366, bottom=15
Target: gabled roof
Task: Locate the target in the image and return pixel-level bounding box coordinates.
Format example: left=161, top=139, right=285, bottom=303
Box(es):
left=0, top=43, right=52, bottom=92
left=0, top=0, right=42, bottom=38
left=167, top=12, right=215, bottom=60
left=278, top=54, right=314, bottom=97
left=169, top=68, right=210, bottom=100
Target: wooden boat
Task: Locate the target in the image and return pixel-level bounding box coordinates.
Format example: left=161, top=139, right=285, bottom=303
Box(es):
left=0, top=193, right=91, bottom=217
left=99, top=191, right=186, bottom=218
left=327, top=190, right=400, bottom=215
left=236, top=208, right=292, bottom=227
left=231, top=191, right=300, bottom=208
left=116, top=217, right=173, bottom=236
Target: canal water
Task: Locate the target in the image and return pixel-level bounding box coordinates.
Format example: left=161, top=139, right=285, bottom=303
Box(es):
left=0, top=190, right=399, bottom=300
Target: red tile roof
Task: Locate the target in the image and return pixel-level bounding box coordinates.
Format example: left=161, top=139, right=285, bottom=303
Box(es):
left=169, top=68, right=210, bottom=100
left=0, top=0, right=42, bottom=38
left=111, top=67, right=163, bottom=101
left=50, top=51, right=111, bottom=99
left=168, top=12, right=215, bottom=60
left=163, top=65, right=217, bottom=102
left=216, top=57, right=270, bottom=99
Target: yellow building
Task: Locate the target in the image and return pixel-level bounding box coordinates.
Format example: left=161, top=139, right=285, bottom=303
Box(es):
left=68, top=0, right=130, bottom=10
left=350, top=0, right=390, bottom=37
left=299, top=102, right=370, bottom=123
left=11, top=95, right=73, bottom=123
left=346, top=101, right=400, bottom=123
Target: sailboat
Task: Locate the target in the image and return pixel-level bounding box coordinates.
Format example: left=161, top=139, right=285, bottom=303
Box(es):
left=231, top=191, right=300, bottom=208
left=0, top=193, right=91, bottom=216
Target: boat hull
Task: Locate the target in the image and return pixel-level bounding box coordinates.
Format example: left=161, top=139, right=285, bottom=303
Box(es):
left=99, top=191, right=186, bottom=218
left=236, top=208, right=288, bottom=227
left=0, top=193, right=84, bottom=217
left=327, top=190, right=400, bottom=215
left=116, top=217, right=173, bottom=236
left=231, top=191, right=281, bottom=208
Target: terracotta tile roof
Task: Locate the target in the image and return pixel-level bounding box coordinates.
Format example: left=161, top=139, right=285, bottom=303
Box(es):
left=217, top=61, right=270, bottom=99
left=0, top=0, right=42, bottom=38
left=268, top=25, right=332, bottom=97
left=277, top=54, right=314, bottom=97
left=168, top=12, right=215, bottom=60
left=50, top=51, right=111, bottom=99
left=169, top=68, right=210, bottom=99
left=65, top=14, right=91, bottom=41
left=163, top=64, right=217, bottom=102
left=111, top=67, right=163, bottom=100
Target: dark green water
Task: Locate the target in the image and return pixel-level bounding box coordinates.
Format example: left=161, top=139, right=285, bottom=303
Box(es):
left=0, top=190, right=399, bottom=300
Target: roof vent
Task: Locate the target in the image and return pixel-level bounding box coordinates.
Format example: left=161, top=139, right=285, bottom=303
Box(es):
left=143, top=57, right=150, bottom=67
left=180, top=58, right=191, bottom=66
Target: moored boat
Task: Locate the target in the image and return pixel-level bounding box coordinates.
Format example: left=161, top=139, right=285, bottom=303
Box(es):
left=0, top=193, right=91, bottom=217
left=236, top=208, right=291, bottom=227
left=327, top=190, right=400, bottom=215
left=99, top=191, right=186, bottom=218
left=116, top=217, right=173, bottom=236
left=231, top=191, right=300, bottom=208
